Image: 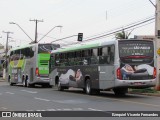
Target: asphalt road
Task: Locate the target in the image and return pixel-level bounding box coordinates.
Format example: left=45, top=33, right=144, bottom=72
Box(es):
left=0, top=80, right=160, bottom=120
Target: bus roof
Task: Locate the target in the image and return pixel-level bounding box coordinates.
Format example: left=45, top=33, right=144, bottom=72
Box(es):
left=51, top=39, right=154, bottom=54
left=53, top=43, right=100, bottom=54
left=51, top=39, right=116, bottom=54
left=8, top=43, right=59, bottom=52
left=9, top=43, right=37, bottom=52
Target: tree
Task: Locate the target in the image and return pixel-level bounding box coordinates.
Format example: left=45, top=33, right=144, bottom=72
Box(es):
left=115, top=29, right=133, bottom=39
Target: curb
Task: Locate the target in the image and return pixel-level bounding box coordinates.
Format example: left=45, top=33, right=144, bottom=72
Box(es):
left=0, top=80, right=5, bottom=82
left=129, top=92, right=160, bottom=97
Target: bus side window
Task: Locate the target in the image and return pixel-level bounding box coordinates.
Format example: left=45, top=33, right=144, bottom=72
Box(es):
left=98, top=48, right=102, bottom=56
left=30, top=47, right=34, bottom=58
left=98, top=46, right=114, bottom=64
left=99, top=47, right=108, bottom=64
left=91, top=48, right=98, bottom=64
left=25, top=48, right=31, bottom=58
left=10, top=51, right=14, bottom=61
left=68, top=52, right=74, bottom=66
left=110, top=45, right=115, bottom=63
left=15, top=50, right=20, bottom=60
left=83, top=50, right=90, bottom=65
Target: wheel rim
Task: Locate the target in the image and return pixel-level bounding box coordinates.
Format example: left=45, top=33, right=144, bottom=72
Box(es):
left=86, top=82, right=90, bottom=94
left=26, top=80, right=29, bottom=87
left=58, top=82, right=61, bottom=89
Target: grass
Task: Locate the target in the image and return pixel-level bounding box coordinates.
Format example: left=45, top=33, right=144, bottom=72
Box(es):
left=130, top=88, right=158, bottom=93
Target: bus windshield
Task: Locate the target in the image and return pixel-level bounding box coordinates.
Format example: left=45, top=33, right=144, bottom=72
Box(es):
left=38, top=44, right=60, bottom=53
left=119, top=40, right=154, bottom=58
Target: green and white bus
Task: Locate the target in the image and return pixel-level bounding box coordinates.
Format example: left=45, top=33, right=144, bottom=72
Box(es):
left=7, top=43, right=60, bottom=87
left=49, top=39, right=156, bottom=95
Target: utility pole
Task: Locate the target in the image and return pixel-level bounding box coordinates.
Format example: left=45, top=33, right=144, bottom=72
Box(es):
left=30, top=19, right=43, bottom=43
left=156, top=0, right=160, bottom=90
left=2, top=31, right=13, bottom=77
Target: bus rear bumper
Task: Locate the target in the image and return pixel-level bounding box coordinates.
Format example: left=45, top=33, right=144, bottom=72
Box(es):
left=31, top=77, right=50, bottom=85
left=115, top=79, right=156, bottom=88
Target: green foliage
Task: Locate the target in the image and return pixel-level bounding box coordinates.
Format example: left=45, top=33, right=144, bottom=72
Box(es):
left=115, top=29, right=132, bottom=39
left=131, top=88, right=157, bottom=93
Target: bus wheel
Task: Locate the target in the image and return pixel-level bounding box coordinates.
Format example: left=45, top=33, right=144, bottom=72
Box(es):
left=9, top=76, right=13, bottom=86
left=10, top=82, right=14, bottom=86
left=94, top=89, right=100, bottom=95
left=85, top=79, right=93, bottom=95
left=25, top=79, right=30, bottom=88
left=57, top=82, right=64, bottom=91
left=113, top=88, right=128, bottom=96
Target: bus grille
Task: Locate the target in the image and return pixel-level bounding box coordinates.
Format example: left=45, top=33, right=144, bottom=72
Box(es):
left=40, top=60, right=48, bottom=65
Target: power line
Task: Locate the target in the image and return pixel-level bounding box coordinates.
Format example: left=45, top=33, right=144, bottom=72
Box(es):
left=51, top=35, right=77, bottom=43
left=84, top=15, right=155, bottom=40
left=60, top=16, right=155, bottom=47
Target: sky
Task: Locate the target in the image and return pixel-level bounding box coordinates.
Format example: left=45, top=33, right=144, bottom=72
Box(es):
left=0, top=0, right=156, bottom=47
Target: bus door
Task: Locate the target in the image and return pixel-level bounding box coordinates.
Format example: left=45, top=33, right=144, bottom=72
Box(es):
left=98, top=46, right=115, bottom=89
left=11, top=68, right=21, bottom=83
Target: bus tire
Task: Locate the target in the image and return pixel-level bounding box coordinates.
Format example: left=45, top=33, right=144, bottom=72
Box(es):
left=85, top=79, right=93, bottom=95
left=10, top=82, right=14, bottom=86
left=57, top=81, right=64, bottom=91
left=9, top=76, right=14, bottom=86
left=113, top=88, right=128, bottom=96
left=94, top=89, right=100, bottom=95
left=25, top=77, right=30, bottom=88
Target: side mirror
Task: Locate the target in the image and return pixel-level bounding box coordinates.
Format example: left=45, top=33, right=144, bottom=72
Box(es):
left=32, top=47, right=36, bottom=52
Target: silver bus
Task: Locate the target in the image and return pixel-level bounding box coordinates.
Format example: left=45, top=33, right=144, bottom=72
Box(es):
left=7, top=43, right=60, bottom=87
left=49, top=39, right=156, bottom=95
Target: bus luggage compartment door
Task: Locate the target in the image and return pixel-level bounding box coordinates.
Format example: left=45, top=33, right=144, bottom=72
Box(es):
left=99, top=66, right=114, bottom=89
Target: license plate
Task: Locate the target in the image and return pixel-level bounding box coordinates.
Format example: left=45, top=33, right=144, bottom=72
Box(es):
left=133, top=82, right=142, bottom=85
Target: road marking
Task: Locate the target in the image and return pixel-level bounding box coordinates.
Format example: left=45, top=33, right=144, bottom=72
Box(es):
left=62, top=108, right=72, bottom=111
left=116, top=99, right=160, bottom=107
left=47, top=109, right=56, bottom=111
left=26, top=108, right=84, bottom=111
left=34, top=97, right=50, bottom=102
left=57, top=109, right=62, bottom=111
left=26, top=110, right=34, bottom=111
left=21, top=90, right=37, bottom=94
left=5, top=92, right=15, bottom=94
left=52, top=100, right=59, bottom=103
left=92, top=95, right=160, bottom=108
left=1, top=107, right=7, bottom=110
left=66, top=91, right=160, bottom=108
left=72, top=108, right=83, bottom=111
left=36, top=110, right=46, bottom=111
left=88, top=108, right=103, bottom=111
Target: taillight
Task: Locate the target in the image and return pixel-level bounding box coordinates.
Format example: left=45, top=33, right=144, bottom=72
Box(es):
left=117, top=68, right=122, bottom=80
left=36, top=68, right=39, bottom=76
left=153, top=67, right=156, bottom=79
